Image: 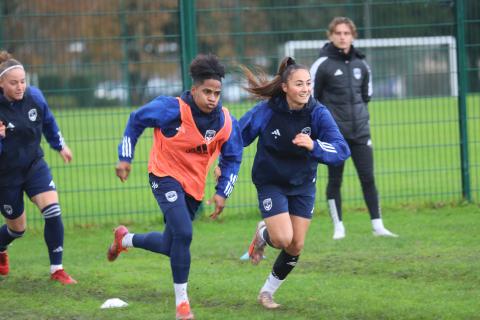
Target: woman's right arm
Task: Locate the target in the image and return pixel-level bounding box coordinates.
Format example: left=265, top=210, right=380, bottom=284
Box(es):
left=116, top=96, right=180, bottom=182
left=117, top=96, right=179, bottom=163
left=310, top=106, right=351, bottom=166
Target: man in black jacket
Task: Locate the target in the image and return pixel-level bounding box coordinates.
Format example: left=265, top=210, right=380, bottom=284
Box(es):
left=310, top=17, right=398, bottom=240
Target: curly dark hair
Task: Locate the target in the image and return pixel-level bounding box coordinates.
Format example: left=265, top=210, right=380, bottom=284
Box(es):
left=189, top=53, right=225, bottom=84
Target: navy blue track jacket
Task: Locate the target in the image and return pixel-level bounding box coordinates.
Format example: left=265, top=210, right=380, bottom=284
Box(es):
left=0, top=87, right=64, bottom=184
left=118, top=91, right=243, bottom=199
left=240, top=95, right=350, bottom=187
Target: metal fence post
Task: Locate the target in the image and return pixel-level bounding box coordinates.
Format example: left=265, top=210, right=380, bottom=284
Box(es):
left=120, top=0, right=132, bottom=107
left=179, top=0, right=197, bottom=91
left=455, top=0, right=471, bottom=201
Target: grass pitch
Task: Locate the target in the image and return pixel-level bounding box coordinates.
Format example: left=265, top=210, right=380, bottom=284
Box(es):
left=0, top=203, right=478, bottom=319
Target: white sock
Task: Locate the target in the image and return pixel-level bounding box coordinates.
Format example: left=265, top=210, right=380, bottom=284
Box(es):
left=122, top=233, right=134, bottom=248
left=50, top=264, right=63, bottom=274
left=335, top=221, right=345, bottom=230
left=174, top=282, right=189, bottom=306
left=258, top=226, right=267, bottom=242
left=371, top=218, right=384, bottom=231
left=328, top=199, right=341, bottom=225
left=260, top=273, right=284, bottom=295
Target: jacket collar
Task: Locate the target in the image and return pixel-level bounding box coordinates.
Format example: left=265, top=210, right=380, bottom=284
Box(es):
left=322, top=42, right=365, bottom=60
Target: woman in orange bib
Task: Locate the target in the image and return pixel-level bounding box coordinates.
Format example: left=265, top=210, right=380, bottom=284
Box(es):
left=108, top=54, right=243, bottom=320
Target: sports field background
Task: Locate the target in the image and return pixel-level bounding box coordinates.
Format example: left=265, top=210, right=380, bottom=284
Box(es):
left=22, top=94, right=478, bottom=227
left=1, top=2, right=479, bottom=319
left=2, top=1, right=478, bottom=227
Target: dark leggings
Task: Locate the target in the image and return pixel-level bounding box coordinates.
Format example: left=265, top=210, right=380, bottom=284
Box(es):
left=326, top=140, right=380, bottom=221
left=132, top=176, right=199, bottom=284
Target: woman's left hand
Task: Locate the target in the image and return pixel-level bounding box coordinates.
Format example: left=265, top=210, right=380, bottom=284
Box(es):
left=206, top=194, right=226, bottom=220
left=213, top=166, right=221, bottom=182
left=292, top=133, right=314, bottom=151
left=0, top=121, right=6, bottom=139
left=59, top=145, right=73, bottom=163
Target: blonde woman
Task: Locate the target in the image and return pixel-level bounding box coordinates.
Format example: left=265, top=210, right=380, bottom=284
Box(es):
left=0, top=50, right=76, bottom=284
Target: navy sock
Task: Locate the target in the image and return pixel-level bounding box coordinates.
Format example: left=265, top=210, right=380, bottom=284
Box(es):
left=272, top=250, right=299, bottom=280
left=0, top=224, right=24, bottom=251
left=42, top=204, right=64, bottom=265
left=132, top=230, right=171, bottom=256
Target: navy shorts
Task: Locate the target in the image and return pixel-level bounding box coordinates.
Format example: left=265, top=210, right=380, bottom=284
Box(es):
left=0, top=158, right=55, bottom=219
left=149, top=174, right=201, bottom=221
left=256, top=181, right=316, bottom=219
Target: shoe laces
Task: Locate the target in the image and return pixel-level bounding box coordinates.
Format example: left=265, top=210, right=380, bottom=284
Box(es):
left=53, top=269, right=67, bottom=278
left=115, top=227, right=128, bottom=251
left=52, top=269, right=75, bottom=283
left=260, top=292, right=273, bottom=302
left=259, top=291, right=280, bottom=308
left=260, top=292, right=277, bottom=306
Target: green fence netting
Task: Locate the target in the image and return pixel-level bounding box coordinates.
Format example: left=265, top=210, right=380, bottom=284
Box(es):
left=0, top=0, right=478, bottom=227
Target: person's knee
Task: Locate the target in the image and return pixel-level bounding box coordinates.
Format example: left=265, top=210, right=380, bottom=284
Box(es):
left=326, top=177, right=342, bottom=198
left=6, top=214, right=27, bottom=233
left=172, top=228, right=193, bottom=245
left=328, top=176, right=342, bottom=188
left=287, top=240, right=304, bottom=256
left=358, top=174, right=375, bottom=187
left=270, top=234, right=293, bottom=249
left=7, top=226, right=25, bottom=239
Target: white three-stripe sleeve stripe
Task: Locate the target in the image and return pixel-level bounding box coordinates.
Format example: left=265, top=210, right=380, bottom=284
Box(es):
left=224, top=174, right=235, bottom=197
left=122, top=136, right=132, bottom=158
left=224, top=173, right=238, bottom=197
left=58, top=131, right=65, bottom=147
left=122, top=137, right=126, bottom=157
left=316, top=140, right=338, bottom=153
left=309, top=57, right=328, bottom=94
left=362, top=60, right=373, bottom=97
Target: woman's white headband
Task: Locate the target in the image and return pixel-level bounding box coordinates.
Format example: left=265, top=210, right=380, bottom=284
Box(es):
left=0, top=65, right=24, bottom=78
